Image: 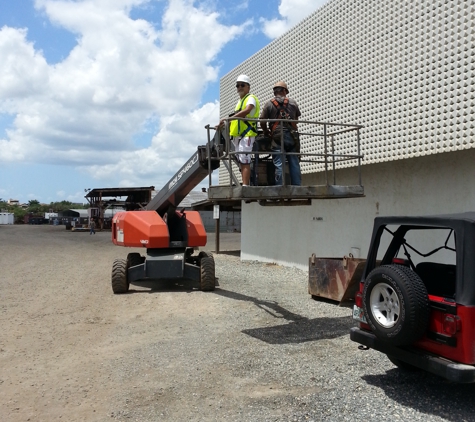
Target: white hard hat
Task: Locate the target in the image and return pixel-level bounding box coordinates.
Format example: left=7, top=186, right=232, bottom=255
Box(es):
left=236, top=74, right=250, bottom=84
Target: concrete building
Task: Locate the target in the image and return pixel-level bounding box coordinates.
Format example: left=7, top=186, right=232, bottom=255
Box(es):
left=0, top=213, right=14, bottom=225
left=219, top=0, right=475, bottom=270
left=180, top=190, right=241, bottom=233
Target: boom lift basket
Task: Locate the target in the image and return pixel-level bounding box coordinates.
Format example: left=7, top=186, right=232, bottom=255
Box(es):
left=207, top=117, right=365, bottom=205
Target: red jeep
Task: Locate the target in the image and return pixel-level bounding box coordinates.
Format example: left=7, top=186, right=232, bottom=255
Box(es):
left=351, top=213, right=475, bottom=382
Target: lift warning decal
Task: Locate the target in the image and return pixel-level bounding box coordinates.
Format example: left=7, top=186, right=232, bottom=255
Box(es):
left=168, top=153, right=199, bottom=191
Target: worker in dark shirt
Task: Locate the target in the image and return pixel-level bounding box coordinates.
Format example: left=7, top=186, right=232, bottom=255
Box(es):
left=260, top=81, right=301, bottom=186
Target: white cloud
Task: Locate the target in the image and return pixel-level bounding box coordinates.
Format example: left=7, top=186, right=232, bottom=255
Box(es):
left=261, top=0, right=327, bottom=39
left=0, top=0, right=244, bottom=189
left=0, top=27, right=49, bottom=101
left=82, top=100, right=220, bottom=187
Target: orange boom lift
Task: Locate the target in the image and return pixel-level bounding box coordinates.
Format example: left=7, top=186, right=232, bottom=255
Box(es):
left=110, top=143, right=220, bottom=293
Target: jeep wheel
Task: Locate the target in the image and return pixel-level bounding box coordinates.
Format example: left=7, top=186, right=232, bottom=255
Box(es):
left=112, top=258, right=129, bottom=294
left=363, top=264, right=429, bottom=346
left=199, top=252, right=215, bottom=291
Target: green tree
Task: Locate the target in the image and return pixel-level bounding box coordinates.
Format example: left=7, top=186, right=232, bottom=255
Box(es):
left=50, top=200, right=88, bottom=211
left=27, top=199, right=41, bottom=213
left=0, top=199, right=8, bottom=211
left=53, top=201, right=74, bottom=212
left=12, top=207, right=27, bottom=224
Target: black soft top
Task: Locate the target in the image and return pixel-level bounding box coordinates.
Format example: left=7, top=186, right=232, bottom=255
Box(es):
left=373, top=212, right=475, bottom=230
left=369, top=212, right=475, bottom=305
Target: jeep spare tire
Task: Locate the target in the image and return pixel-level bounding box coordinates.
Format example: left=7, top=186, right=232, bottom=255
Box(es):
left=363, top=264, right=429, bottom=346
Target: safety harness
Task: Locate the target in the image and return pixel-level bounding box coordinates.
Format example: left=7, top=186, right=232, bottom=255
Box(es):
left=270, top=98, right=297, bottom=135
left=269, top=98, right=300, bottom=151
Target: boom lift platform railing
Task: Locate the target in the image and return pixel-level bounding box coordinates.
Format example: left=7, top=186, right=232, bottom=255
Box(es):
left=206, top=117, right=365, bottom=206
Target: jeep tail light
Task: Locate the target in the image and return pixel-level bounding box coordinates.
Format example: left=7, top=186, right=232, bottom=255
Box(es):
left=392, top=258, right=409, bottom=266
left=443, top=315, right=461, bottom=336
left=355, top=292, right=363, bottom=308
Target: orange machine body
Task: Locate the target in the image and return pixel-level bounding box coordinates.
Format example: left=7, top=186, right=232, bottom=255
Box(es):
left=112, top=210, right=207, bottom=248
left=182, top=210, right=208, bottom=247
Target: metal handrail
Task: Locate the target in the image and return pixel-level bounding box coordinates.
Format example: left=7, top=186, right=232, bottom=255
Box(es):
left=208, top=117, right=364, bottom=189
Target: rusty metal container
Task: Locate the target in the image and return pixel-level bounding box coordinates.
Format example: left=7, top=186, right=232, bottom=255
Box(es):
left=308, top=254, right=367, bottom=306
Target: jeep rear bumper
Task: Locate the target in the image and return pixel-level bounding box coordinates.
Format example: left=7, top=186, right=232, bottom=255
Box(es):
left=350, top=327, right=475, bottom=383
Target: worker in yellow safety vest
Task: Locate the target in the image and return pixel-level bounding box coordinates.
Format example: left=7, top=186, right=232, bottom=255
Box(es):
left=218, top=74, right=260, bottom=186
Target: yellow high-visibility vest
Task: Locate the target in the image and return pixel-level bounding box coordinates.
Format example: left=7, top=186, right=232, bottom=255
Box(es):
left=229, top=94, right=260, bottom=137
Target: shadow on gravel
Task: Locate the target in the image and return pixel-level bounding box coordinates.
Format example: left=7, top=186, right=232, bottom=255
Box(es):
left=126, top=275, right=231, bottom=293
left=214, top=250, right=241, bottom=257
left=127, top=280, right=200, bottom=293
left=215, top=289, right=353, bottom=344
left=362, top=370, right=475, bottom=421
left=126, top=276, right=223, bottom=293
left=243, top=316, right=353, bottom=344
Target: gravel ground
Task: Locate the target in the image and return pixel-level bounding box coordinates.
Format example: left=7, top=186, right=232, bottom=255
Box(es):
left=1, top=225, right=474, bottom=422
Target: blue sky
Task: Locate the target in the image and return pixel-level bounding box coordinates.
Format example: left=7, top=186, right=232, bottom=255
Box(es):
left=0, top=0, right=327, bottom=204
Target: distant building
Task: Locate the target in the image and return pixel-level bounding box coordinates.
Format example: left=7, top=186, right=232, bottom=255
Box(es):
left=7, top=199, right=19, bottom=206
left=177, top=189, right=208, bottom=209
left=44, top=212, right=58, bottom=221
left=55, top=208, right=124, bottom=229
left=24, top=214, right=45, bottom=225
left=180, top=189, right=241, bottom=233
left=0, top=213, right=14, bottom=225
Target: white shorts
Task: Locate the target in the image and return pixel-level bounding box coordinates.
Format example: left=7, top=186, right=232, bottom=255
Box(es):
left=233, top=136, right=255, bottom=164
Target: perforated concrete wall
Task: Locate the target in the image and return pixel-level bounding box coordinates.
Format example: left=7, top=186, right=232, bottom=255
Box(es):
left=242, top=148, right=475, bottom=271
left=219, top=0, right=474, bottom=184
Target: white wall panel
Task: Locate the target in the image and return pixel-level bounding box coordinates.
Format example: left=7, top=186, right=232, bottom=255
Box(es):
left=219, top=0, right=475, bottom=184
left=241, top=148, right=475, bottom=271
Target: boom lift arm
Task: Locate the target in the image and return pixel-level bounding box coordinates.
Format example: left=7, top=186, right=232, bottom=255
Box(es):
left=146, top=145, right=219, bottom=216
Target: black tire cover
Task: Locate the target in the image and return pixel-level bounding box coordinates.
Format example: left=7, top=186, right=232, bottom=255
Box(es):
left=363, top=264, right=429, bottom=346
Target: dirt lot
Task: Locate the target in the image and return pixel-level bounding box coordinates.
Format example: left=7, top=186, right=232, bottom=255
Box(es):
left=0, top=225, right=244, bottom=422
left=1, top=225, right=474, bottom=422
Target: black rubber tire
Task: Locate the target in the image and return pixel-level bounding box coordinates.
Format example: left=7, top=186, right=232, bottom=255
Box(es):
left=387, top=355, right=420, bottom=371
left=363, top=264, right=429, bottom=346
left=199, top=252, right=215, bottom=291
left=111, top=258, right=129, bottom=294
left=127, top=252, right=143, bottom=267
